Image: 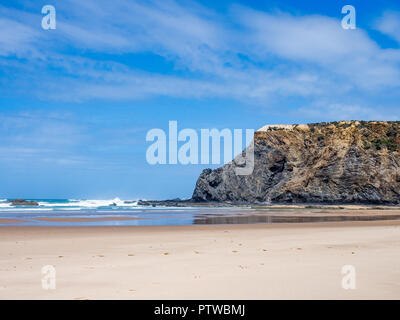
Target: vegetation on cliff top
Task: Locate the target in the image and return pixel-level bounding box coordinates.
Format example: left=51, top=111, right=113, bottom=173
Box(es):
left=261, top=120, right=400, bottom=153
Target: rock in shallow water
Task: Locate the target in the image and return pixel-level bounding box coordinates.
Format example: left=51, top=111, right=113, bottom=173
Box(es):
left=9, top=199, right=39, bottom=206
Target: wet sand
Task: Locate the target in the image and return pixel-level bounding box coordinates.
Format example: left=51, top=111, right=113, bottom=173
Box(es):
left=195, top=209, right=400, bottom=224
left=34, top=217, right=143, bottom=223
left=0, top=219, right=27, bottom=224
left=4, top=207, right=400, bottom=227
left=1, top=220, right=400, bottom=299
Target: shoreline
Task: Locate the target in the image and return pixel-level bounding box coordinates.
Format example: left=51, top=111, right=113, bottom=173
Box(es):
left=137, top=199, right=400, bottom=209
left=3, top=207, right=400, bottom=226
left=2, top=218, right=400, bottom=229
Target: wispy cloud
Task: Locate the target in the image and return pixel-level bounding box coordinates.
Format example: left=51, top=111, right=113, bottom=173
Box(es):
left=374, top=11, right=400, bottom=44
left=296, top=103, right=399, bottom=121
left=1, top=0, right=400, bottom=118
left=0, top=111, right=89, bottom=166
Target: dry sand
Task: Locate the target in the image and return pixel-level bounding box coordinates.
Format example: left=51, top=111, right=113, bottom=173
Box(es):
left=1, top=221, right=400, bottom=299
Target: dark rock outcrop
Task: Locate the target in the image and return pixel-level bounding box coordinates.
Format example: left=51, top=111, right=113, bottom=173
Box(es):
left=9, top=199, right=39, bottom=206
left=192, top=121, right=400, bottom=204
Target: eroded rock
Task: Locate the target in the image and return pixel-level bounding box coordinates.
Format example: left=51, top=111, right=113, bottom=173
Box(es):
left=192, top=121, right=400, bottom=204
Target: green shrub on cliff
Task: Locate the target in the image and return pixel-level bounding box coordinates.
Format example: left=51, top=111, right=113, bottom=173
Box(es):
left=372, top=138, right=397, bottom=152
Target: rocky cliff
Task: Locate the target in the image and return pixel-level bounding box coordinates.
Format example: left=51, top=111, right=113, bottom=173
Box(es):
left=192, top=121, right=400, bottom=204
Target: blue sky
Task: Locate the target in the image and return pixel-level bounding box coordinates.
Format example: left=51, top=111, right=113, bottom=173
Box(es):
left=1, top=0, right=400, bottom=199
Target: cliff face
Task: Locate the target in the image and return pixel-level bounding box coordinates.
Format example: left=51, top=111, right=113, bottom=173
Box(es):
left=192, top=121, right=400, bottom=204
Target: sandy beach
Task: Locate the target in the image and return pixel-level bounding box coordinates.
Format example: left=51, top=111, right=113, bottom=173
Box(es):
left=1, top=220, right=400, bottom=300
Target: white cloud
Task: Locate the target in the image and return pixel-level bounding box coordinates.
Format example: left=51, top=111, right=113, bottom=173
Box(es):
left=0, top=1, right=400, bottom=110
left=374, top=11, right=400, bottom=44
left=0, top=111, right=91, bottom=166
left=297, top=103, right=399, bottom=121
left=0, top=17, right=39, bottom=56
left=235, top=6, right=400, bottom=91
left=0, top=112, right=85, bottom=145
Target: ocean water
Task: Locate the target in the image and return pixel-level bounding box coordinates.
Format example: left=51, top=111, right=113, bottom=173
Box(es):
left=0, top=198, right=254, bottom=226
left=2, top=198, right=400, bottom=227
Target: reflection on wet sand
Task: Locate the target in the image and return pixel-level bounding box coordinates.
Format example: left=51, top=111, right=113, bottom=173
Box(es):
left=3, top=207, right=400, bottom=226
left=193, top=212, right=400, bottom=225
